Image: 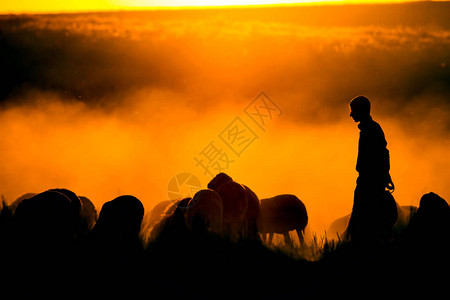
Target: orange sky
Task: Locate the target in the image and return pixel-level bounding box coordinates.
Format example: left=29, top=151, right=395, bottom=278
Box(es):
left=1, top=1, right=449, bottom=234
left=0, top=0, right=434, bottom=14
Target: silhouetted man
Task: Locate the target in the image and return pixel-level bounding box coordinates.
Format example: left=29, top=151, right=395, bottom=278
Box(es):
left=347, top=96, right=396, bottom=242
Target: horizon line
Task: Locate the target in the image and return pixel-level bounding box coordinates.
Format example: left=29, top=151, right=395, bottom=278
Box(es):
left=0, top=0, right=444, bottom=16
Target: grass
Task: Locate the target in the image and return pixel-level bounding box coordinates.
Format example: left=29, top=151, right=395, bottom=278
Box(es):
left=0, top=202, right=448, bottom=298
left=259, top=230, right=341, bottom=262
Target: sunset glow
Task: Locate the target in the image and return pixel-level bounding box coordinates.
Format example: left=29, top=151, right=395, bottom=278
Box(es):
left=1, top=1, right=449, bottom=233
left=0, top=0, right=435, bottom=13
left=113, top=0, right=418, bottom=8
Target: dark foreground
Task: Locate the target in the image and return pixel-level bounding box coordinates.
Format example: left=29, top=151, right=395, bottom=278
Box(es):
left=0, top=203, right=448, bottom=299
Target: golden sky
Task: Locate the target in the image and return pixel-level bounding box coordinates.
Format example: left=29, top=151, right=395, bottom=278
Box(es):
left=1, top=0, right=449, bottom=232
left=0, top=0, right=431, bottom=14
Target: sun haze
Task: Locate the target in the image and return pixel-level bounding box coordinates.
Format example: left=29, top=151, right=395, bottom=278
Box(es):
left=0, top=0, right=436, bottom=13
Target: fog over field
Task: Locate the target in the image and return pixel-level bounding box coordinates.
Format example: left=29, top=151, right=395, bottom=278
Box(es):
left=1, top=2, right=449, bottom=232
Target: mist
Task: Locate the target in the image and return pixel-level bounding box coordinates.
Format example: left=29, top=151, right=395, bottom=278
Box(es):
left=1, top=2, right=449, bottom=233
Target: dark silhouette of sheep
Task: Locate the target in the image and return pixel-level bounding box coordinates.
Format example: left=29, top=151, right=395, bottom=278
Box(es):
left=328, top=204, right=417, bottom=241
left=9, top=193, right=37, bottom=213
left=328, top=213, right=351, bottom=240
left=208, top=173, right=260, bottom=240
left=5, top=191, right=88, bottom=298
left=147, top=198, right=191, bottom=242
left=89, top=195, right=145, bottom=276
left=185, top=189, right=223, bottom=235
left=207, top=172, right=232, bottom=191
left=10, top=189, right=83, bottom=216
left=48, top=188, right=93, bottom=238
left=408, top=192, right=449, bottom=242
left=393, top=204, right=417, bottom=237
left=244, top=185, right=261, bottom=240
left=11, top=189, right=95, bottom=238
left=79, top=196, right=98, bottom=230
left=418, top=192, right=449, bottom=214
left=92, top=195, right=144, bottom=240
left=83, top=196, right=145, bottom=297
left=48, top=188, right=83, bottom=213
left=12, top=191, right=75, bottom=244
left=141, top=200, right=173, bottom=237
left=379, top=190, right=399, bottom=240
left=258, top=194, right=308, bottom=246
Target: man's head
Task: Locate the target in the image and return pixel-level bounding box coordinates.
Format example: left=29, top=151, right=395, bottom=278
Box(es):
left=349, top=95, right=371, bottom=122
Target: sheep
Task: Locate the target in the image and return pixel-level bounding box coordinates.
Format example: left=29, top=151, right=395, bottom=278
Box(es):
left=393, top=204, right=417, bottom=237
left=208, top=172, right=261, bottom=241
left=185, top=189, right=223, bottom=235
left=92, top=195, right=144, bottom=241
left=244, top=185, right=261, bottom=240
left=408, top=192, right=449, bottom=242
left=12, top=190, right=75, bottom=243
left=79, top=195, right=98, bottom=231
left=258, top=194, right=308, bottom=246
left=9, top=193, right=37, bottom=214
left=147, top=198, right=191, bottom=242
left=141, top=200, right=173, bottom=241
left=329, top=205, right=418, bottom=241
left=328, top=213, right=351, bottom=241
